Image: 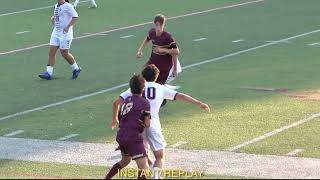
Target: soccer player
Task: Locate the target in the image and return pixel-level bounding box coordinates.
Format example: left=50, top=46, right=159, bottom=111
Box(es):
left=137, top=14, right=182, bottom=86
left=105, top=74, right=151, bottom=180
left=73, top=0, right=97, bottom=8
left=111, top=64, right=210, bottom=179
left=39, top=0, right=81, bottom=80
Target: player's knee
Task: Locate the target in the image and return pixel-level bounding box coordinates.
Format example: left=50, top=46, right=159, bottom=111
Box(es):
left=119, top=158, right=131, bottom=167
left=60, top=49, right=69, bottom=57
left=154, top=151, right=164, bottom=160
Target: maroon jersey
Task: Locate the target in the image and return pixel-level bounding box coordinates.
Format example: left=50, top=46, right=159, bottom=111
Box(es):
left=117, top=95, right=150, bottom=141
left=147, top=28, right=177, bottom=71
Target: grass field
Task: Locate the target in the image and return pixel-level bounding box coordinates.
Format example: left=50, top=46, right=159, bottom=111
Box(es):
left=1, top=0, right=320, bottom=179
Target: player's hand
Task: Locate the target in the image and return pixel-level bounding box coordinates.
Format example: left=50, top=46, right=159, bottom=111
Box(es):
left=172, top=70, right=177, bottom=78
left=51, top=16, right=55, bottom=25
left=137, top=50, right=143, bottom=59
left=111, top=119, right=119, bottom=130
left=199, top=103, right=211, bottom=112
left=63, top=27, right=69, bottom=34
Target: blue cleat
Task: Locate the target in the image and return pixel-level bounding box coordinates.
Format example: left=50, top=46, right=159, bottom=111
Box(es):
left=71, top=67, right=81, bottom=80
left=38, top=72, right=52, bottom=80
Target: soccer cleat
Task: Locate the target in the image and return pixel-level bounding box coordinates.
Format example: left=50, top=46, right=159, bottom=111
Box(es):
left=38, top=72, right=52, bottom=80
left=88, top=4, right=97, bottom=9
left=71, top=67, right=81, bottom=80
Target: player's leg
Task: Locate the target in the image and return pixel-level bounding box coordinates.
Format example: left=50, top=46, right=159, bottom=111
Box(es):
left=105, top=154, right=131, bottom=179
left=88, top=0, right=97, bottom=8
left=134, top=157, right=149, bottom=180
left=59, top=39, right=81, bottom=79
left=144, top=138, right=154, bottom=167
left=147, top=128, right=167, bottom=179
left=105, top=140, right=132, bottom=179
left=39, top=36, right=59, bottom=80
left=73, top=0, right=80, bottom=7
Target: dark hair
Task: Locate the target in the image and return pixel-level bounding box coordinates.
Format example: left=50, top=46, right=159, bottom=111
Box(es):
left=130, top=74, right=146, bottom=94
left=65, top=0, right=70, bottom=3
left=141, top=64, right=160, bottom=82
left=154, top=14, right=166, bottom=26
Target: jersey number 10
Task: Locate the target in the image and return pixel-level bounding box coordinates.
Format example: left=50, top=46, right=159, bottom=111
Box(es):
left=146, top=87, right=156, bottom=100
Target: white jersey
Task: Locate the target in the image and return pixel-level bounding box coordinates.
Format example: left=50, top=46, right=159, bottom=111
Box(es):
left=52, top=2, right=78, bottom=40
left=120, top=82, right=177, bottom=130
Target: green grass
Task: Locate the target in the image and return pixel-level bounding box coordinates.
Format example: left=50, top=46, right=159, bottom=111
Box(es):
left=0, top=160, right=243, bottom=179
left=1, top=0, right=320, bottom=179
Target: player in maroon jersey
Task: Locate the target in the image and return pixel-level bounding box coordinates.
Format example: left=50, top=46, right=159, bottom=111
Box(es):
left=105, top=75, right=151, bottom=180
left=137, top=14, right=181, bottom=86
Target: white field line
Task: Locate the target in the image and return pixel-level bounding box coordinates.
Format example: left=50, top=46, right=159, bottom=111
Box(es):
left=3, top=130, right=24, bottom=137
left=57, top=134, right=79, bottom=141
left=308, top=42, right=320, bottom=46
left=0, top=0, right=90, bottom=17
left=16, top=31, right=30, bottom=35
left=120, top=35, right=134, bottom=39
left=0, top=0, right=264, bottom=56
left=232, top=39, right=245, bottom=43
left=1, top=137, right=320, bottom=178
left=1, top=29, right=320, bottom=122
left=286, top=149, right=304, bottom=157
left=227, top=113, right=320, bottom=152
left=265, top=40, right=291, bottom=44
left=193, top=38, right=207, bottom=42
left=169, top=141, right=188, bottom=148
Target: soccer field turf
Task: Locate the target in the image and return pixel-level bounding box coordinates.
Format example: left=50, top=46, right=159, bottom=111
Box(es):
left=1, top=0, right=320, bottom=179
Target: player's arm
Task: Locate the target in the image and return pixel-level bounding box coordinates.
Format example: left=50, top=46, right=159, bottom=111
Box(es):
left=137, top=38, right=151, bottom=58
left=171, top=54, right=178, bottom=77
left=64, top=17, right=79, bottom=33
left=175, top=93, right=210, bottom=112
left=111, top=97, right=124, bottom=129
left=143, top=111, right=151, bottom=128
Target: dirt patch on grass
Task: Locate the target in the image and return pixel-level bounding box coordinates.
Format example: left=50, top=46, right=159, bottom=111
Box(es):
left=288, top=91, right=320, bottom=101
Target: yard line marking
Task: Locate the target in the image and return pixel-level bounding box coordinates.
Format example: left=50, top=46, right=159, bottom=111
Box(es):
left=169, top=141, right=188, bottom=148
left=232, top=39, right=245, bottom=43
left=193, top=38, right=207, bottom=42
left=3, top=130, right=24, bottom=137
left=57, top=134, right=78, bottom=141
left=0, top=0, right=91, bottom=17
left=227, top=112, right=320, bottom=152
left=286, top=149, right=304, bottom=157
left=182, top=28, right=320, bottom=70
left=0, top=83, right=128, bottom=121
left=308, top=42, right=320, bottom=46
left=120, top=35, right=134, bottom=39
left=16, top=31, right=30, bottom=35
left=1, top=28, right=320, bottom=122
left=265, top=40, right=292, bottom=44
left=0, top=0, right=264, bottom=56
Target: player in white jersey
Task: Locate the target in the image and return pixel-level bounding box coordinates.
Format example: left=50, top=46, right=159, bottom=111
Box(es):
left=111, top=64, right=210, bottom=179
left=39, top=0, right=81, bottom=80
left=73, top=0, right=97, bottom=8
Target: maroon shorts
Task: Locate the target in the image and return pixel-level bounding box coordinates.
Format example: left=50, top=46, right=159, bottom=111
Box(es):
left=116, top=139, right=147, bottom=160
left=156, top=70, right=170, bottom=85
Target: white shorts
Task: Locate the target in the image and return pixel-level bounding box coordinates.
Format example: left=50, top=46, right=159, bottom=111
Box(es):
left=50, top=36, right=73, bottom=50
left=167, top=58, right=182, bottom=83
left=145, top=127, right=167, bottom=152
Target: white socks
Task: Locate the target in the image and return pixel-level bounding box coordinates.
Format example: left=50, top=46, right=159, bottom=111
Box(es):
left=152, top=167, right=162, bottom=179
left=47, top=65, right=53, bottom=76
left=71, top=62, right=80, bottom=71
